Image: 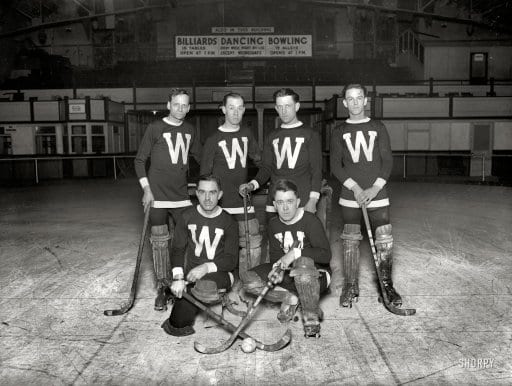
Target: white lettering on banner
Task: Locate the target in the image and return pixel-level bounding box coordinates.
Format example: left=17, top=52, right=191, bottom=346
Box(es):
left=274, top=231, right=305, bottom=252
left=175, top=35, right=312, bottom=58
left=272, top=137, right=305, bottom=169
left=342, top=131, right=377, bottom=163
left=188, top=225, right=224, bottom=259
left=163, top=132, right=191, bottom=164
left=218, top=137, right=248, bottom=169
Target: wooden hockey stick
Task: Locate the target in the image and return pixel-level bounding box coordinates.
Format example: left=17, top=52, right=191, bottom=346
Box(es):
left=104, top=207, right=150, bottom=316
left=361, top=205, right=416, bottom=316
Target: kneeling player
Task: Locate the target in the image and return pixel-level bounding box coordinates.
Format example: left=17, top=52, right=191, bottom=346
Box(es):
left=243, top=179, right=331, bottom=337
left=161, top=174, right=239, bottom=336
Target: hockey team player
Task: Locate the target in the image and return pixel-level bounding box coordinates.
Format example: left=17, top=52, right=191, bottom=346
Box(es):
left=134, top=88, right=201, bottom=311
left=330, top=83, right=402, bottom=308
left=161, top=174, right=239, bottom=336
left=243, top=179, right=331, bottom=337
left=239, top=88, right=322, bottom=215
left=200, top=93, right=262, bottom=281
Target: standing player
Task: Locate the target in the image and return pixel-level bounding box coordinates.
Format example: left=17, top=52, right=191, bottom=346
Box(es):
left=243, top=179, right=331, bottom=337
left=330, top=83, right=402, bottom=308
left=200, top=93, right=261, bottom=281
left=134, top=88, right=201, bottom=311
left=239, top=88, right=322, bottom=216
left=161, top=174, right=239, bottom=337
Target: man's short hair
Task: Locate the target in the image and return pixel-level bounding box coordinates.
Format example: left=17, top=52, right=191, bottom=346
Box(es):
left=222, top=92, right=245, bottom=106
left=273, top=88, right=299, bottom=103
left=272, top=179, right=299, bottom=199
left=342, top=84, right=367, bottom=99
left=197, top=174, right=222, bottom=190
left=168, top=88, right=189, bottom=102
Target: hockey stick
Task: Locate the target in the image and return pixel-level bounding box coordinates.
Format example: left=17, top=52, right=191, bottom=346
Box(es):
left=104, top=206, right=150, bottom=316
left=361, top=205, right=416, bottom=316
left=182, top=292, right=291, bottom=352
left=242, top=190, right=251, bottom=266
left=194, top=267, right=291, bottom=354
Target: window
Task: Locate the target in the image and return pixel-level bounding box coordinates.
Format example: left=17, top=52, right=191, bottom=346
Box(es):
left=35, top=126, right=57, bottom=155
left=91, top=124, right=106, bottom=153
left=0, top=127, right=12, bottom=155
left=71, top=125, right=87, bottom=154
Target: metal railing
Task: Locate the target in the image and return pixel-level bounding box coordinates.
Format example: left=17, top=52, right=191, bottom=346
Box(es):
left=1, top=153, right=511, bottom=185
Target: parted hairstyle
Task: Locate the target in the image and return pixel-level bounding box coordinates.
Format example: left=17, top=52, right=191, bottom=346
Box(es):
left=273, top=88, right=300, bottom=103
left=342, top=83, right=367, bottom=99
left=222, top=92, right=245, bottom=106
left=272, top=179, right=299, bottom=199
left=197, top=174, right=222, bottom=191
left=168, top=88, right=189, bottom=101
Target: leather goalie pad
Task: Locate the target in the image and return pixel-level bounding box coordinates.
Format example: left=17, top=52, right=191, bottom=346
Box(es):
left=239, top=230, right=263, bottom=282
left=340, top=224, right=362, bottom=284
left=238, top=218, right=260, bottom=238
left=293, top=272, right=321, bottom=319
left=150, top=225, right=171, bottom=281
left=290, top=257, right=320, bottom=317
left=375, top=224, right=393, bottom=279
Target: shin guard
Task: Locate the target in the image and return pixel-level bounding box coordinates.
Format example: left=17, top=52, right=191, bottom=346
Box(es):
left=239, top=218, right=262, bottom=283
left=151, top=225, right=172, bottom=310
left=290, top=257, right=322, bottom=337
left=375, top=224, right=402, bottom=307
left=340, top=224, right=362, bottom=307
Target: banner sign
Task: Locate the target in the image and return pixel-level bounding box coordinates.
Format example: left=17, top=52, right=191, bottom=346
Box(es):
left=212, top=27, right=274, bottom=33
left=175, top=35, right=312, bottom=58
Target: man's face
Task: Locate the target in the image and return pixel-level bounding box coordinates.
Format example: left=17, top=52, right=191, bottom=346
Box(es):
left=196, top=180, right=223, bottom=213
left=273, top=189, right=300, bottom=222
left=343, top=88, right=367, bottom=118
left=275, top=95, right=299, bottom=125
left=222, top=96, right=245, bottom=126
left=167, top=94, right=190, bottom=121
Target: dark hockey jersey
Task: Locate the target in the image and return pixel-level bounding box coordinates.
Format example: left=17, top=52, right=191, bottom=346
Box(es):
left=170, top=205, right=239, bottom=274
left=200, top=126, right=260, bottom=215
left=254, top=123, right=322, bottom=212
left=134, top=119, right=201, bottom=208
left=330, top=118, right=393, bottom=208
left=268, top=209, right=331, bottom=272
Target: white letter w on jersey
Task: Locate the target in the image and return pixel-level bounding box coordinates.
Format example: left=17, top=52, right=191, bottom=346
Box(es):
left=218, top=137, right=248, bottom=169
left=163, top=132, right=191, bottom=164
left=342, top=131, right=377, bottom=162
left=188, top=225, right=224, bottom=259
left=272, top=137, right=305, bottom=169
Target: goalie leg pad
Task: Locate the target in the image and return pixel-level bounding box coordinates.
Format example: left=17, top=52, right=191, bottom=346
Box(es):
left=150, top=225, right=171, bottom=281
left=375, top=224, right=402, bottom=307
left=291, top=257, right=322, bottom=337
left=340, top=224, right=362, bottom=307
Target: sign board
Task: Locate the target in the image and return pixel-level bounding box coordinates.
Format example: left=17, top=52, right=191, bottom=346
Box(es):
left=69, top=103, right=86, bottom=114
left=175, top=35, right=312, bottom=58
left=211, top=27, right=274, bottom=33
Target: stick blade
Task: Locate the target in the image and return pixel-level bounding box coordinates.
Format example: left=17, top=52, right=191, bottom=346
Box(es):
left=385, top=304, right=416, bottom=316
left=103, top=302, right=132, bottom=316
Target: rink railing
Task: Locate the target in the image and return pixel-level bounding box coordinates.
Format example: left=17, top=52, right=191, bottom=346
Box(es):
left=0, top=153, right=511, bottom=184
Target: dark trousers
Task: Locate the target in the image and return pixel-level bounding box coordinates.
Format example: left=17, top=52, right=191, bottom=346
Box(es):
left=341, top=206, right=390, bottom=233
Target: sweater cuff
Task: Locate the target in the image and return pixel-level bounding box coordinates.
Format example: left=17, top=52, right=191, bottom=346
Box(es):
left=293, top=248, right=302, bottom=259
left=205, top=262, right=217, bottom=273
left=249, top=179, right=260, bottom=190
left=373, top=178, right=387, bottom=189
left=172, top=267, right=184, bottom=278
left=343, top=178, right=357, bottom=190
left=139, top=177, right=149, bottom=189
left=309, top=191, right=320, bottom=200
